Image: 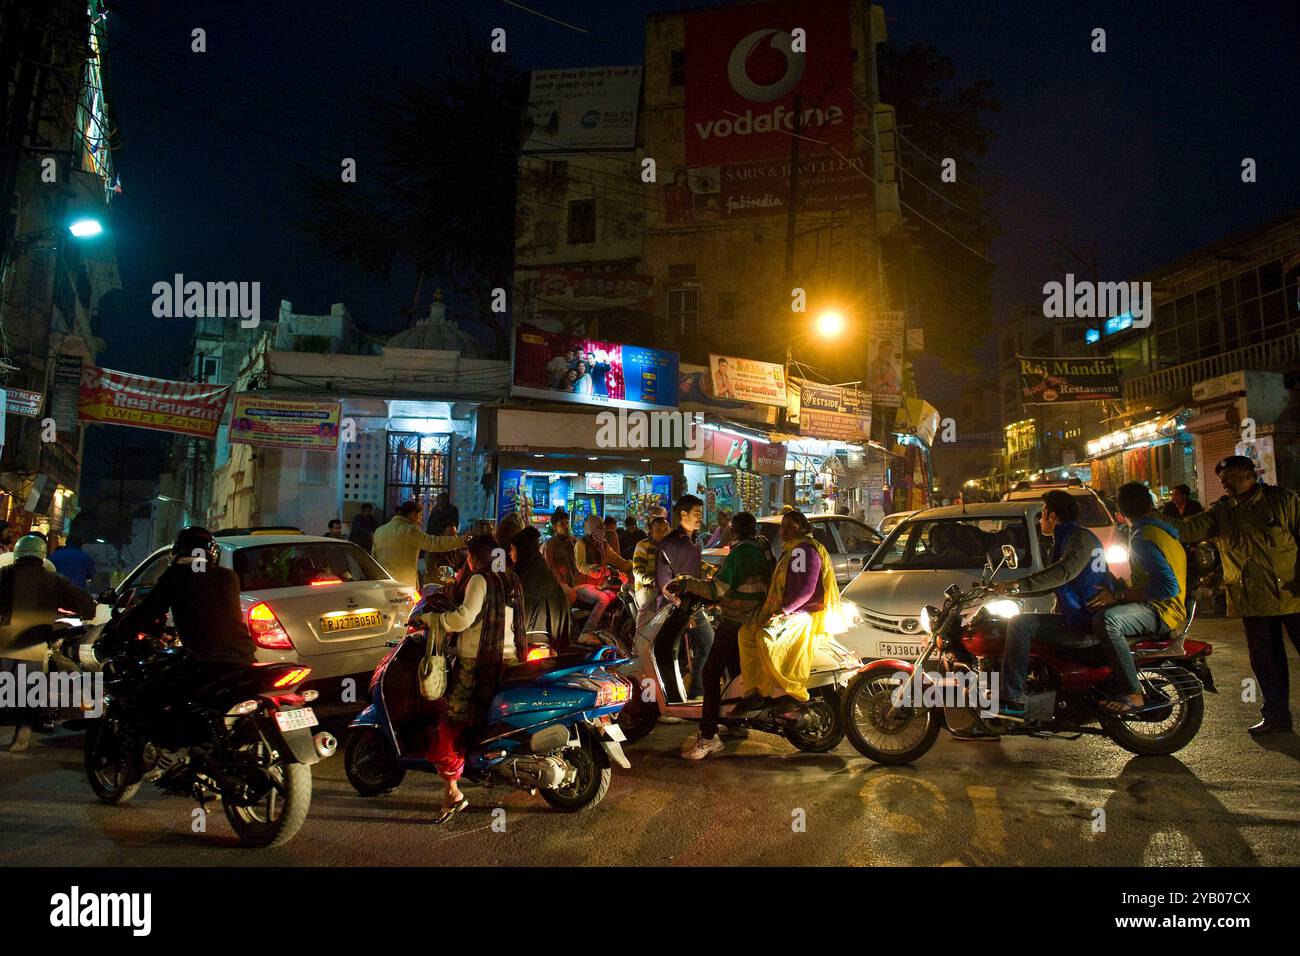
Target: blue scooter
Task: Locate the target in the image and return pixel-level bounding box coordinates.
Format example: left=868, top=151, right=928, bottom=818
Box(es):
left=344, top=591, right=633, bottom=813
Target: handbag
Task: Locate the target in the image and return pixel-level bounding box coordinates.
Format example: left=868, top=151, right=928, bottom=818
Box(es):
left=418, top=617, right=448, bottom=702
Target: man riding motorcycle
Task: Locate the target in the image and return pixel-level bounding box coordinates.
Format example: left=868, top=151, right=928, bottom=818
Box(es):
left=993, top=490, right=1113, bottom=718
left=0, top=534, right=97, bottom=752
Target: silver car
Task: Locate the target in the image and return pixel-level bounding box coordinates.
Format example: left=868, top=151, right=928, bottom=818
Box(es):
left=88, top=534, right=417, bottom=681
left=703, top=513, right=884, bottom=587
left=837, top=502, right=1055, bottom=661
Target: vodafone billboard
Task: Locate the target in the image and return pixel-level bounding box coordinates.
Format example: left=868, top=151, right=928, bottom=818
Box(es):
left=684, top=0, right=855, bottom=166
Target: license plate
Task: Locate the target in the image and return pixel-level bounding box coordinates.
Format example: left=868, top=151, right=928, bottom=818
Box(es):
left=321, top=611, right=381, bottom=633
left=275, top=708, right=318, bottom=732
left=879, top=643, right=924, bottom=658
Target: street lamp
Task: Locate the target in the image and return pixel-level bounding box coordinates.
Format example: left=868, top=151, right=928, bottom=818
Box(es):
left=814, top=309, right=846, bottom=339
left=67, top=218, right=104, bottom=238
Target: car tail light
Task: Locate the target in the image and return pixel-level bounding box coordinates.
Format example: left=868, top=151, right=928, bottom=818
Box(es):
left=526, top=644, right=555, bottom=662
left=310, top=575, right=342, bottom=586
left=273, top=666, right=312, bottom=688
left=248, top=602, right=294, bottom=649
left=595, top=679, right=630, bottom=707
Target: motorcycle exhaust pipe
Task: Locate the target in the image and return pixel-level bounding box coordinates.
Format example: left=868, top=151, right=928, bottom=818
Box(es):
left=313, top=732, right=338, bottom=760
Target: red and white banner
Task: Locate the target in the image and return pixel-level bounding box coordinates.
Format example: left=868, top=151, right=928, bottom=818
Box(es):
left=78, top=366, right=230, bottom=439
left=684, top=0, right=855, bottom=166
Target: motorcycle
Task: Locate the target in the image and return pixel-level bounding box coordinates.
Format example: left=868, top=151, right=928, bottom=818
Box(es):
left=840, top=544, right=1216, bottom=765
left=570, top=566, right=636, bottom=647
left=80, top=627, right=334, bottom=848
left=614, top=587, right=860, bottom=751
left=343, top=589, right=634, bottom=813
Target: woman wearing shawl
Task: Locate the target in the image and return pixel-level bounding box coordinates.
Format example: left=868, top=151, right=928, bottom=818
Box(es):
left=426, top=534, right=526, bottom=823
left=510, top=526, right=572, bottom=651
left=573, top=513, right=630, bottom=633
left=733, top=510, right=845, bottom=716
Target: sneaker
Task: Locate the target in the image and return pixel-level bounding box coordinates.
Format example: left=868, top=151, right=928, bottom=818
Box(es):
left=681, top=733, right=724, bottom=760
left=996, top=698, right=1027, bottom=720
left=7, top=725, right=32, bottom=753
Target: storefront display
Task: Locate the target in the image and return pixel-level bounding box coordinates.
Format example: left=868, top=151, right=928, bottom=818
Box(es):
left=498, top=466, right=672, bottom=529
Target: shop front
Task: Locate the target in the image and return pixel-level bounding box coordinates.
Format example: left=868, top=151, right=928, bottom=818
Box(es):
left=681, top=423, right=786, bottom=525
left=1186, top=370, right=1297, bottom=492
left=1083, top=410, right=1193, bottom=501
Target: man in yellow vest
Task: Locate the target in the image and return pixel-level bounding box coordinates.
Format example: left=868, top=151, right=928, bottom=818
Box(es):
left=1086, top=482, right=1187, bottom=715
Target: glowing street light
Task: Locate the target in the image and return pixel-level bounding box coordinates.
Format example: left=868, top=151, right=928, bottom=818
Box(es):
left=68, top=218, right=104, bottom=238
left=815, top=309, right=846, bottom=338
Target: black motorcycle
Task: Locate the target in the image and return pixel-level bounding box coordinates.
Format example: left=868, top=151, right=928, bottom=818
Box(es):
left=80, top=629, right=335, bottom=848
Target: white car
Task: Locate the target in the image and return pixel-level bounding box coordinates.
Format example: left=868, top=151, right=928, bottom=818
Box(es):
left=876, top=510, right=915, bottom=537
left=837, top=502, right=1055, bottom=661
left=87, top=532, right=417, bottom=681
left=1003, top=484, right=1130, bottom=582
left=703, top=513, right=884, bottom=588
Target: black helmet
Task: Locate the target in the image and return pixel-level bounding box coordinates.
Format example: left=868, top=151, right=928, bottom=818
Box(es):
left=174, top=526, right=220, bottom=564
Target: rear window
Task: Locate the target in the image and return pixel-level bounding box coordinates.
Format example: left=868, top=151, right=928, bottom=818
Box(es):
left=1007, top=491, right=1111, bottom=527
left=233, top=542, right=390, bottom=590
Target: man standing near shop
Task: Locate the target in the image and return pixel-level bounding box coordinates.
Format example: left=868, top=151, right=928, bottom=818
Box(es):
left=1171, top=456, right=1300, bottom=736
left=1162, top=484, right=1204, bottom=520
left=372, top=500, right=466, bottom=591
left=349, top=503, right=378, bottom=552
left=427, top=492, right=460, bottom=536
left=655, top=494, right=715, bottom=699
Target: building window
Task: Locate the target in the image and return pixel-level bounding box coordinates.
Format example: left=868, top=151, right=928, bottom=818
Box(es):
left=669, top=49, right=686, bottom=87
left=567, top=198, right=596, bottom=244
left=385, top=432, right=450, bottom=518
left=718, top=293, right=736, bottom=323
left=300, top=452, right=331, bottom=487
left=667, top=288, right=699, bottom=336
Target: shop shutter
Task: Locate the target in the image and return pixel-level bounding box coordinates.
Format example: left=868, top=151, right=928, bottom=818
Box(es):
left=1194, top=426, right=1238, bottom=499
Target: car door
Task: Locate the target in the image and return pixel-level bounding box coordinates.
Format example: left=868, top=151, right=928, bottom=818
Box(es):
left=806, top=520, right=848, bottom=585
left=829, top=517, right=883, bottom=585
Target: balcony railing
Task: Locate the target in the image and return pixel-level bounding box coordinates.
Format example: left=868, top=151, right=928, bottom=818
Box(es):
left=1122, top=330, right=1300, bottom=402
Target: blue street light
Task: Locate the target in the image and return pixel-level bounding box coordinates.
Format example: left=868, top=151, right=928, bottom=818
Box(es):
left=68, top=218, right=104, bottom=238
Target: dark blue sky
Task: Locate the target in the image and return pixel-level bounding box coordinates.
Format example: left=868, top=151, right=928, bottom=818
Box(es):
left=97, top=0, right=1300, bottom=379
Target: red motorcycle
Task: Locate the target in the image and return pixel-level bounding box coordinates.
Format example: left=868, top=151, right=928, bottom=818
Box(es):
left=841, top=545, right=1216, bottom=765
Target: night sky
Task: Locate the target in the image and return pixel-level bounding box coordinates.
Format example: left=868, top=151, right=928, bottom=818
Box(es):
left=89, top=0, right=1300, bottom=474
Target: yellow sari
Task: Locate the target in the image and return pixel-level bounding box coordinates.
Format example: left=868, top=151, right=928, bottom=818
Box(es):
left=738, top=534, right=843, bottom=701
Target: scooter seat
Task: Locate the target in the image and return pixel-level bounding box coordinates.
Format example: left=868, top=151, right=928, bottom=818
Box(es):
left=498, top=652, right=593, bottom=688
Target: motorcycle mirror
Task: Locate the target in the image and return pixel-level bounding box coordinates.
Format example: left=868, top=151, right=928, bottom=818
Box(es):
left=1001, top=543, right=1019, bottom=569
left=97, top=587, right=117, bottom=605
left=435, top=565, right=456, bottom=586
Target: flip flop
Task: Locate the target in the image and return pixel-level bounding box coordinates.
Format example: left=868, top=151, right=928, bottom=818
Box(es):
left=433, top=796, right=469, bottom=824
left=1099, top=697, right=1142, bottom=715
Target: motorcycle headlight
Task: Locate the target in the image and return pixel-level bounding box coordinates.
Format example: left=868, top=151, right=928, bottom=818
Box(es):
left=918, top=606, right=932, bottom=634
left=839, top=600, right=863, bottom=627
left=1105, top=544, right=1129, bottom=564
left=982, top=599, right=1022, bottom=619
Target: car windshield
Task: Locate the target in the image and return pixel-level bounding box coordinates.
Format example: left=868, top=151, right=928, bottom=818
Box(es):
left=868, top=517, right=1032, bottom=571
left=233, top=542, right=390, bottom=590
left=1008, top=491, right=1111, bottom=527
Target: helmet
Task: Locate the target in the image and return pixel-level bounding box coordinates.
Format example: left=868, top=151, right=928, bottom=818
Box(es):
left=12, top=534, right=47, bottom=561
left=173, top=526, right=220, bottom=564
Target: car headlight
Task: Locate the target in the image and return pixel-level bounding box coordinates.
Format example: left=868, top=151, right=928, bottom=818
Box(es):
left=982, top=599, right=1021, bottom=619
left=1105, top=544, right=1129, bottom=564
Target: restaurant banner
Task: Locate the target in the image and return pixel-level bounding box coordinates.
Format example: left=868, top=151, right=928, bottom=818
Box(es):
left=78, top=366, right=229, bottom=439
left=534, top=269, right=654, bottom=312
left=798, top=383, right=872, bottom=443
left=230, top=395, right=343, bottom=451
left=700, top=428, right=787, bottom=475
left=868, top=311, right=905, bottom=408
left=708, top=353, right=787, bottom=406
left=1018, top=355, right=1121, bottom=404
left=512, top=325, right=678, bottom=411
left=2, top=387, right=43, bottom=417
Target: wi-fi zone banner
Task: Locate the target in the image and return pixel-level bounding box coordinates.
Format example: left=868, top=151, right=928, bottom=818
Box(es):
left=684, top=0, right=855, bottom=165
left=78, top=366, right=230, bottom=438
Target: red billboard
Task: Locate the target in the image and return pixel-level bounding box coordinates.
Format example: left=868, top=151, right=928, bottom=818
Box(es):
left=684, top=0, right=855, bottom=166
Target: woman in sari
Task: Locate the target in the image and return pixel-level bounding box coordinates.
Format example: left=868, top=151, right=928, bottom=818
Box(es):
left=733, top=510, right=844, bottom=716
left=426, top=534, right=526, bottom=823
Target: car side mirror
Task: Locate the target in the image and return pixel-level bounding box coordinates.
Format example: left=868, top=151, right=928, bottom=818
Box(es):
left=97, top=587, right=117, bottom=604
left=1001, top=543, right=1019, bottom=570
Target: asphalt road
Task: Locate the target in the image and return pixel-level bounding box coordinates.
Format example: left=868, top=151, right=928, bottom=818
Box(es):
left=2, top=616, right=1298, bottom=867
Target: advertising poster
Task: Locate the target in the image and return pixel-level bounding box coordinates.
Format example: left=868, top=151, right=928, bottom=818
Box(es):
left=708, top=353, right=787, bottom=406
left=700, top=429, right=787, bottom=475
left=229, top=395, right=344, bottom=451
left=798, top=383, right=872, bottom=443
left=1018, top=355, right=1121, bottom=404
left=523, top=66, right=642, bottom=152
left=51, top=354, right=84, bottom=433
left=678, top=363, right=772, bottom=423
left=683, top=0, right=854, bottom=166
left=512, top=325, right=678, bottom=410
left=78, top=366, right=229, bottom=439
left=868, top=311, right=905, bottom=408
left=534, top=269, right=654, bottom=312
left=663, top=154, right=872, bottom=224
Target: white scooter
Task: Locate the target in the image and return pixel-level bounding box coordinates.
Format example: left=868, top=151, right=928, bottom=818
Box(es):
left=614, top=586, right=861, bottom=752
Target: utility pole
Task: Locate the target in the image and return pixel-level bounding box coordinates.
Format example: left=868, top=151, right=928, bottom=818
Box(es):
left=783, top=94, right=803, bottom=284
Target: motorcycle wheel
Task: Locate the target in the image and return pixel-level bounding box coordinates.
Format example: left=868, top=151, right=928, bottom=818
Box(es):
left=222, top=752, right=313, bottom=848
left=1101, top=665, right=1204, bottom=756
left=84, top=715, right=142, bottom=805
left=540, top=735, right=611, bottom=812
left=344, top=728, right=407, bottom=795
left=783, top=689, right=845, bottom=752
left=613, top=680, right=659, bottom=744
left=842, top=672, right=941, bottom=765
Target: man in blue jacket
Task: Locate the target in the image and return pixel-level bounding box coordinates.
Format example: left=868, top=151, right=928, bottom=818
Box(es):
left=994, top=490, right=1113, bottom=717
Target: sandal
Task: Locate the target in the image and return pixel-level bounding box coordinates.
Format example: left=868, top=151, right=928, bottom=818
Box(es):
left=1099, top=697, right=1142, bottom=715
left=433, top=796, right=469, bottom=824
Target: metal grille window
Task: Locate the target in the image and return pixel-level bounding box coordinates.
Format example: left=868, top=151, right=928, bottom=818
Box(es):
left=667, top=288, right=699, bottom=336
left=567, top=198, right=596, bottom=244
left=300, top=451, right=331, bottom=486
left=669, top=49, right=686, bottom=86
left=385, top=432, right=450, bottom=517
